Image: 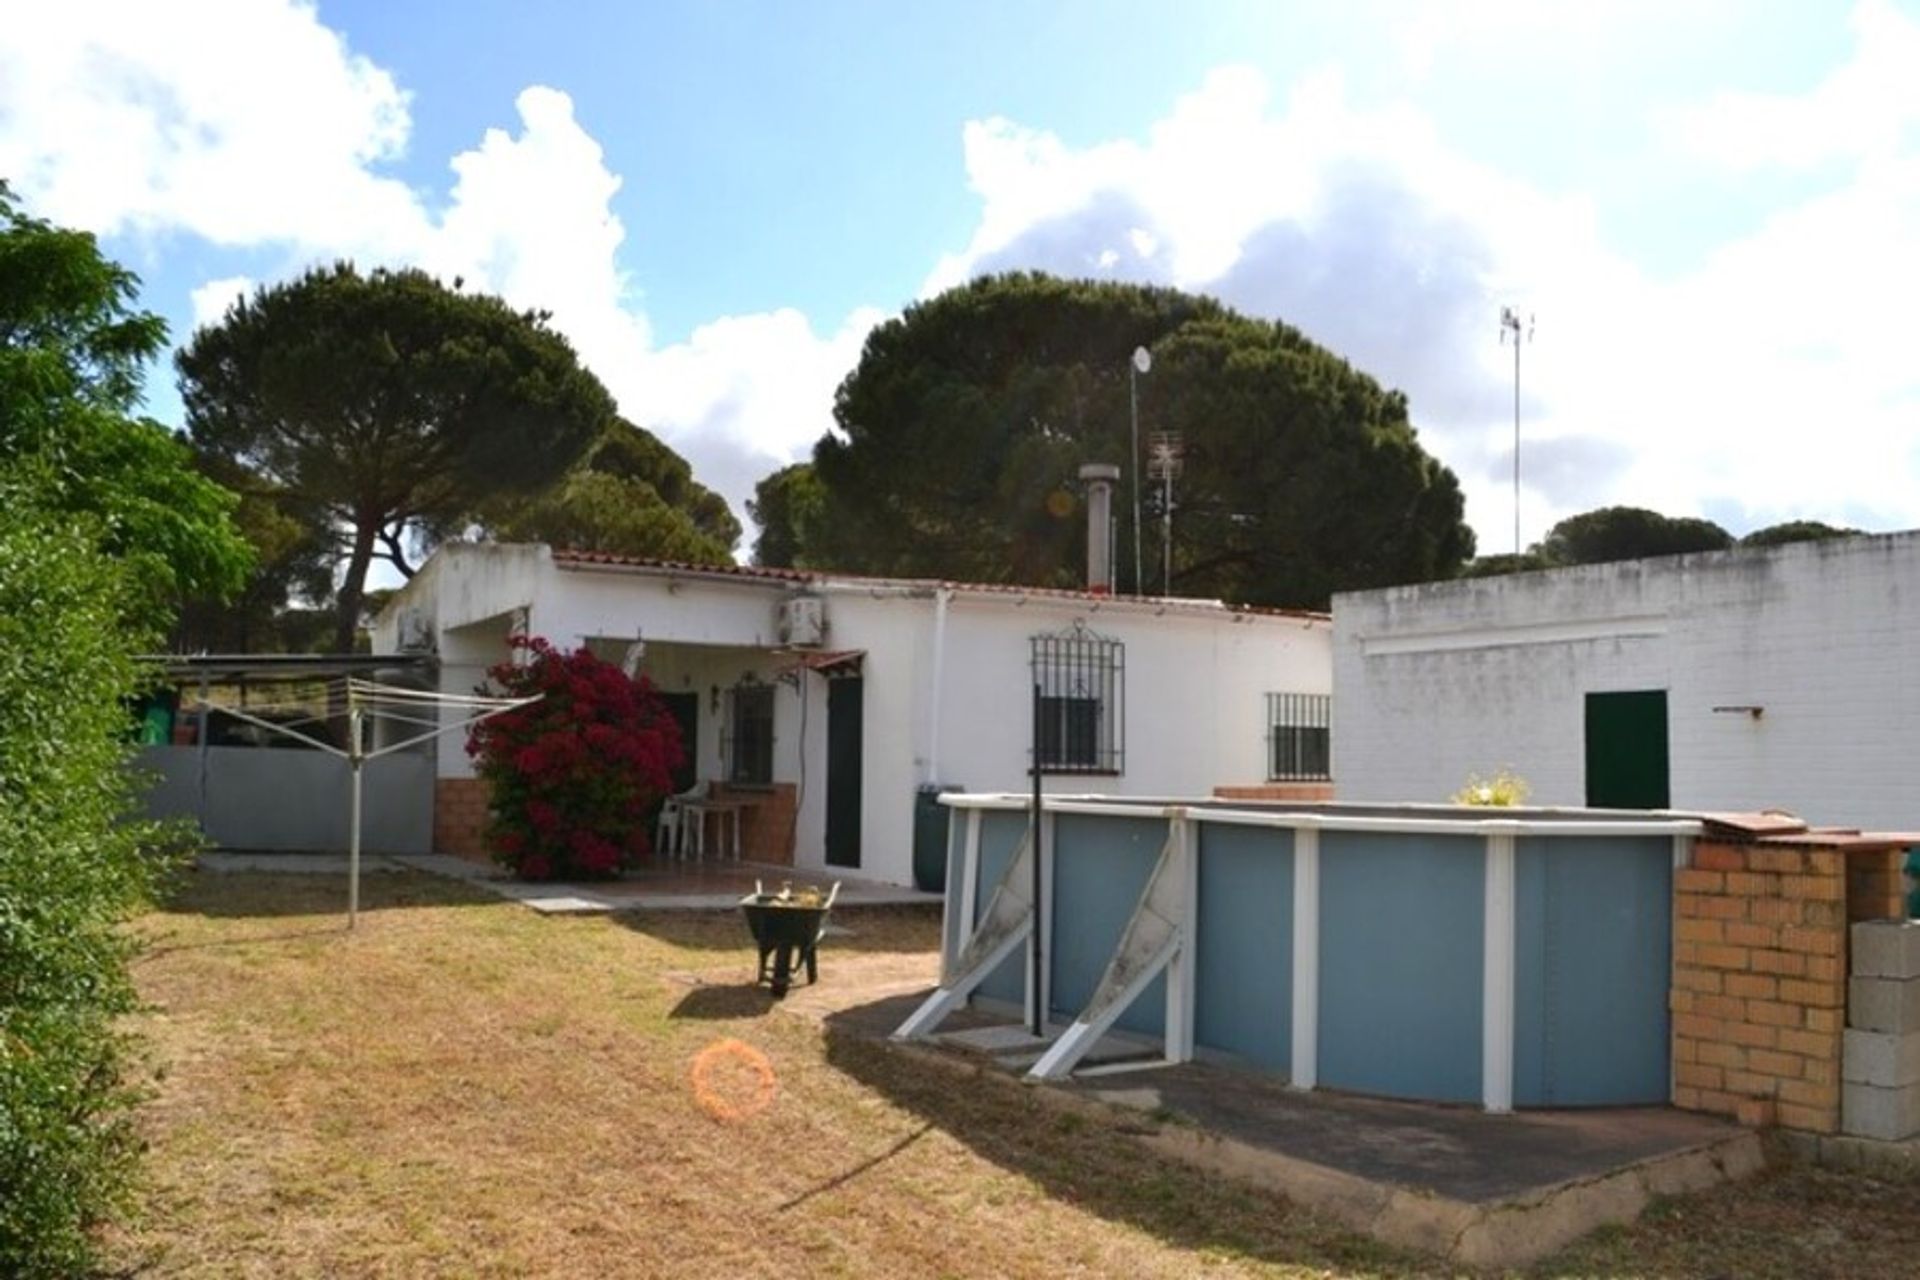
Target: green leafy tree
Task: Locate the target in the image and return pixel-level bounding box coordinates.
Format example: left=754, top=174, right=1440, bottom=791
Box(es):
left=0, top=183, right=249, bottom=621
left=1457, top=551, right=1553, bottom=578
left=749, top=462, right=826, bottom=567
left=0, top=183, right=231, bottom=1277
left=177, top=264, right=617, bottom=651
left=171, top=451, right=337, bottom=653
left=470, top=418, right=738, bottom=563
left=1740, top=519, right=1860, bottom=548
left=1535, top=506, right=1733, bottom=566
left=809, top=273, right=1473, bottom=606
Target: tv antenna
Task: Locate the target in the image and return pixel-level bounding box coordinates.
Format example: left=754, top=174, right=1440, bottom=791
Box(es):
left=1499, top=307, right=1534, bottom=554
left=1146, top=430, right=1183, bottom=595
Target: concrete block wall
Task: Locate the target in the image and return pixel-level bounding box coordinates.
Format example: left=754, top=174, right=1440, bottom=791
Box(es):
left=1843, top=920, right=1920, bottom=1140
left=1331, top=533, right=1920, bottom=831
left=1671, top=839, right=1851, bottom=1131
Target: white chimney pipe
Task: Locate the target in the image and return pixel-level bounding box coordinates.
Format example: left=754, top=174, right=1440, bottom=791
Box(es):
left=1079, top=463, right=1120, bottom=595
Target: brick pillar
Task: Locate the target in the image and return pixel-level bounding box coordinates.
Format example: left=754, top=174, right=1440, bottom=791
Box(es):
left=433, top=777, right=492, bottom=863
left=1672, top=839, right=1847, bottom=1132
left=1848, top=848, right=1909, bottom=924
left=711, top=783, right=796, bottom=864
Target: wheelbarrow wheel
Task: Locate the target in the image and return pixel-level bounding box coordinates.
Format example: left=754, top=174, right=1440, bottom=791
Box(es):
left=769, top=942, right=796, bottom=998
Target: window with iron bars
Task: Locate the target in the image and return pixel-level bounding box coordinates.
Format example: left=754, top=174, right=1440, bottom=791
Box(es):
left=725, top=682, right=775, bottom=785
left=1030, top=625, right=1124, bottom=774
left=1267, top=692, right=1331, bottom=781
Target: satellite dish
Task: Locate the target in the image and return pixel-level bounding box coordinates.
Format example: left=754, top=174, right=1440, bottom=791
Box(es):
left=1132, top=346, right=1152, bottom=374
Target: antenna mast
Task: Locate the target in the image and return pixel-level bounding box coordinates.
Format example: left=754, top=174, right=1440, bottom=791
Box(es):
left=1147, top=431, right=1183, bottom=596
left=1499, top=307, right=1533, bottom=554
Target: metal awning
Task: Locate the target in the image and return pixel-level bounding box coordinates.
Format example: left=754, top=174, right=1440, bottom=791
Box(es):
left=776, top=649, right=865, bottom=677
left=143, top=653, right=434, bottom=685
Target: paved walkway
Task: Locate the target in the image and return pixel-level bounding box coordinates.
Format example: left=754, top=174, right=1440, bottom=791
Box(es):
left=194, top=849, right=942, bottom=914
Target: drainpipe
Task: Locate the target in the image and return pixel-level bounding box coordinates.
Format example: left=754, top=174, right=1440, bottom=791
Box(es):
left=926, top=586, right=951, bottom=786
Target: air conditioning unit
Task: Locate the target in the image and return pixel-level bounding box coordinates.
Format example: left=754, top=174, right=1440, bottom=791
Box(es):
left=395, top=607, right=434, bottom=653
left=776, top=595, right=827, bottom=648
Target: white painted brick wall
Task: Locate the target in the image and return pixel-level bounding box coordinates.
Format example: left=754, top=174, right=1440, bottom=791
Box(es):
left=1333, top=532, right=1920, bottom=829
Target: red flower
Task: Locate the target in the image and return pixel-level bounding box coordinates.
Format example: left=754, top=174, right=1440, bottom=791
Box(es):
left=468, top=636, right=683, bottom=881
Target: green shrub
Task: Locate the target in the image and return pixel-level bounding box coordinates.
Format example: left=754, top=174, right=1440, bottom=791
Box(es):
left=1452, top=768, right=1531, bottom=807
left=0, top=503, right=170, bottom=1277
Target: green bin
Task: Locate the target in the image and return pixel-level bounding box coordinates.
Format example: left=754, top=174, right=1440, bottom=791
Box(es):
left=912, top=785, right=959, bottom=893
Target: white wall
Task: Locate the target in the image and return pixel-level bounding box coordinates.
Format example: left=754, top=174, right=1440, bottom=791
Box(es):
left=376, top=545, right=1335, bottom=884
left=1333, top=532, right=1920, bottom=830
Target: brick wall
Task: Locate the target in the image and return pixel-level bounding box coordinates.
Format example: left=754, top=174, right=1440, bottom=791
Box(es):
left=433, top=777, right=491, bottom=863
left=1848, top=849, right=1908, bottom=924
left=711, top=783, right=796, bottom=865
left=1673, top=837, right=1913, bottom=1133
left=1213, top=783, right=1338, bottom=803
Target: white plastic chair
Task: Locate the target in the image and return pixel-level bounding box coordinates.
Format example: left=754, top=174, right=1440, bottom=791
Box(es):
left=658, top=780, right=710, bottom=861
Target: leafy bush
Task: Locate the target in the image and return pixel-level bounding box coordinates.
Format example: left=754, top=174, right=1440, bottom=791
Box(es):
left=467, top=637, right=684, bottom=880
left=1453, top=768, right=1531, bottom=807
left=0, top=505, right=174, bottom=1277
left=2, top=181, right=223, bottom=1277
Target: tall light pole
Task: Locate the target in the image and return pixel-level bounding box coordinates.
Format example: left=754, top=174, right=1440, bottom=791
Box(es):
left=1129, top=346, right=1151, bottom=595
left=1499, top=307, right=1532, bottom=554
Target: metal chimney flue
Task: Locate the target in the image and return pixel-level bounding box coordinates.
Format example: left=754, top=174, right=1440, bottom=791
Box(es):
left=1078, top=463, right=1121, bottom=595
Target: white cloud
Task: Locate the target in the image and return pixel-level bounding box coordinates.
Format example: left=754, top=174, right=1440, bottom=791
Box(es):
left=925, top=11, right=1920, bottom=550
left=0, top=0, right=420, bottom=256
left=188, top=275, right=253, bottom=330
left=0, top=1, right=868, bottom=549
left=7, top=0, right=1914, bottom=560
left=1664, top=0, right=1920, bottom=171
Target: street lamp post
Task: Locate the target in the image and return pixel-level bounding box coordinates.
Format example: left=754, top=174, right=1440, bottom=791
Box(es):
left=1499, top=307, right=1532, bottom=555
left=1129, top=346, right=1151, bottom=595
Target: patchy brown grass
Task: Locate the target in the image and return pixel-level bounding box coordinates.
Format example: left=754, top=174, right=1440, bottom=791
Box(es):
left=109, top=870, right=1919, bottom=1279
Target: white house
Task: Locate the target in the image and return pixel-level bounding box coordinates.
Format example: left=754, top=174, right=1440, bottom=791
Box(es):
left=373, top=542, right=1333, bottom=885
left=1332, top=531, right=1920, bottom=829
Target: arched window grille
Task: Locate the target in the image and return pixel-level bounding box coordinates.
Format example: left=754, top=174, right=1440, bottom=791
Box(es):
left=1029, top=622, right=1124, bottom=774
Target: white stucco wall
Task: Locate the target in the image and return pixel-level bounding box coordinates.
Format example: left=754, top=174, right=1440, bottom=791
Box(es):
left=375, top=544, right=1334, bottom=884
left=1332, top=532, right=1920, bottom=830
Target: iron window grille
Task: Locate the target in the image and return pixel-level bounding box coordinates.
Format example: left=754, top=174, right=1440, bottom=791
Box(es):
left=1030, top=623, right=1124, bottom=774
left=725, top=681, right=775, bottom=786
left=1267, top=692, right=1331, bottom=781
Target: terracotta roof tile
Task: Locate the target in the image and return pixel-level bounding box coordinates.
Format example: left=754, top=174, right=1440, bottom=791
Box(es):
left=548, top=548, right=1330, bottom=622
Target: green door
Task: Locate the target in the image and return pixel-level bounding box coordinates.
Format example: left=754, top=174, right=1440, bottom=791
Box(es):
left=826, top=677, right=863, bottom=867
left=1585, top=690, right=1670, bottom=809
left=659, top=692, right=699, bottom=795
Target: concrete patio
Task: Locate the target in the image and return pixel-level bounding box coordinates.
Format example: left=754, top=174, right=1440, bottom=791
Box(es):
left=820, top=989, right=1766, bottom=1269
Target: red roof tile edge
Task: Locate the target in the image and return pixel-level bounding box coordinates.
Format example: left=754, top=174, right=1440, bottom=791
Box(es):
left=548, top=548, right=1330, bottom=622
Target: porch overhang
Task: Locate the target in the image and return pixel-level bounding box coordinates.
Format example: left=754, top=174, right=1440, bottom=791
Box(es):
left=777, top=648, right=865, bottom=678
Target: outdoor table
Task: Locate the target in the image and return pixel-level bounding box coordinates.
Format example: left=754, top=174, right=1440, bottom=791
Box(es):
left=678, top=796, right=750, bottom=861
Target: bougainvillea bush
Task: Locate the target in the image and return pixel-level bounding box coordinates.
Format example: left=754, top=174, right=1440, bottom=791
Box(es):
left=468, top=636, right=684, bottom=880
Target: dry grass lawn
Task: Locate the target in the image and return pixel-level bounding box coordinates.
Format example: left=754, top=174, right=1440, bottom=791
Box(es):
left=109, top=868, right=1919, bottom=1278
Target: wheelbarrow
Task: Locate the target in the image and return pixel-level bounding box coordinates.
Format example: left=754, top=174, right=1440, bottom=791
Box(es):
left=738, top=881, right=841, bottom=997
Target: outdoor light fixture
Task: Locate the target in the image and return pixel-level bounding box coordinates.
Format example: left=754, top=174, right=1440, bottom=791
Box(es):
left=1712, top=704, right=1765, bottom=719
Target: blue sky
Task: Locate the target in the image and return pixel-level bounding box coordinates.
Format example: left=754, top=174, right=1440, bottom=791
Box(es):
left=5, top=1, right=1917, bottom=555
